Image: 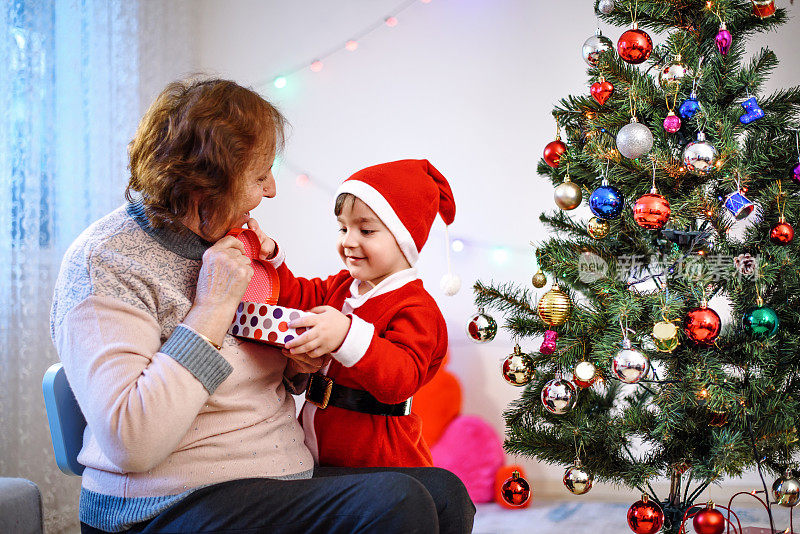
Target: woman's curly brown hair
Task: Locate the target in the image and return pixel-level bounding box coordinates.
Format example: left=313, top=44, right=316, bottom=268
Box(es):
left=126, top=77, right=286, bottom=238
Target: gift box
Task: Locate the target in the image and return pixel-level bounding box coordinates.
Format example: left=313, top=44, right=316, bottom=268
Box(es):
left=226, top=228, right=308, bottom=347
left=229, top=302, right=310, bottom=347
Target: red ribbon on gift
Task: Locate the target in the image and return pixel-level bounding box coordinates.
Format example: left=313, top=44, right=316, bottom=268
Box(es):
left=227, top=228, right=280, bottom=304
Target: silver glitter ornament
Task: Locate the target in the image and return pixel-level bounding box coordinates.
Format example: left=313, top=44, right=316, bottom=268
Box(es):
left=541, top=378, right=577, bottom=414
left=616, top=117, right=653, bottom=159
left=612, top=338, right=650, bottom=384
left=466, top=309, right=497, bottom=343
left=554, top=176, right=582, bottom=210
left=598, top=0, right=615, bottom=14
left=563, top=460, right=594, bottom=495
left=773, top=471, right=800, bottom=507
left=682, top=131, right=719, bottom=176
left=582, top=29, right=614, bottom=67
left=658, top=55, right=691, bottom=91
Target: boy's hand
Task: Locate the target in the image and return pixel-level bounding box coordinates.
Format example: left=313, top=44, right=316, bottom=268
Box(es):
left=285, top=306, right=352, bottom=358
left=246, top=218, right=276, bottom=260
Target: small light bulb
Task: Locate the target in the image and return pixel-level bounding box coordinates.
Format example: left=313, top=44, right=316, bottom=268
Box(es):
left=273, top=77, right=287, bottom=89
left=345, top=40, right=358, bottom=51
left=420, top=0, right=432, bottom=3
left=491, top=247, right=510, bottom=265
left=310, top=60, right=323, bottom=72
left=385, top=16, right=398, bottom=27
left=451, top=239, right=464, bottom=253
left=296, top=174, right=310, bottom=186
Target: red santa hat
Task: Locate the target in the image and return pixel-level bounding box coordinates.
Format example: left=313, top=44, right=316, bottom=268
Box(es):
left=336, top=159, right=461, bottom=294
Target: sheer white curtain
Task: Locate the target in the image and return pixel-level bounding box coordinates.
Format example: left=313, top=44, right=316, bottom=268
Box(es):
left=0, top=1, right=192, bottom=532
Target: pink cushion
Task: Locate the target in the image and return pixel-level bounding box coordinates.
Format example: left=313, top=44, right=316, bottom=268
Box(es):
left=431, top=415, right=505, bottom=503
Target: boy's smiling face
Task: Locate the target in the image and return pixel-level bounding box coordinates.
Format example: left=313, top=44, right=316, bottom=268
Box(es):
left=337, top=197, right=411, bottom=288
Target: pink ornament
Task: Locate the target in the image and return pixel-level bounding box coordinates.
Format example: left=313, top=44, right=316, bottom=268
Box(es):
left=539, top=329, right=558, bottom=354
left=663, top=112, right=681, bottom=133
left=715, top=23, right=732, bottom=55
left=431, top=415, right=505, bottom=503
left=793, top=162, right=800, bottom=183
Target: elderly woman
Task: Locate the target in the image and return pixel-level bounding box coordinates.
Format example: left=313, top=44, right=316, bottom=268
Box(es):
left=51, top=78, right=474, bottom=534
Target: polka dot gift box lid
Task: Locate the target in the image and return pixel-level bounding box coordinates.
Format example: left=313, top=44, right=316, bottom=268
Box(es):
left=229, top=302, right=310, bottom=347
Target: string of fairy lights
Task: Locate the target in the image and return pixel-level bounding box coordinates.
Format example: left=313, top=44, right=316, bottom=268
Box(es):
left=261, top=0, right=532, bottom=266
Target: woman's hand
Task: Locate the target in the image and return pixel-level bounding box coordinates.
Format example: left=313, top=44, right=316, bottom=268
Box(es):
left=195, top=236, right=254, bottom=308
left=246, top=218, right=276, bottom=260
left=284, top=306, right=352, bottom=357
left=283, top=351, right=330, bottom=376
left=183, top=236, right=254, bottom=346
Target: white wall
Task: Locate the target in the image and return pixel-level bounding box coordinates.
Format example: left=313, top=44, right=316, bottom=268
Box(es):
left=174, top=0, right=800, bottom=501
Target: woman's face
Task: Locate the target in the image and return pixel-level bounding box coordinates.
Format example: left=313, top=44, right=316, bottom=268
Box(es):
left=225, top=149, right=277, bottom=234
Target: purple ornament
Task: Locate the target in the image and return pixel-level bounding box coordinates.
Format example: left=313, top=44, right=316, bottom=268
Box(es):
left=715, top=23, right=732, bottom=55
left=793, top=162, right=800, bottom=183
left=539, top=329, right=559, bottom=355
left=663, top=111, right=681, bottom=133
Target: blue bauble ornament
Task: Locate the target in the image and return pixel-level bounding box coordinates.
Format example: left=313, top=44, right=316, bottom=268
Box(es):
left=678, top=91, right=701, bottom=119
left=589, top=179, right=624, bottom=220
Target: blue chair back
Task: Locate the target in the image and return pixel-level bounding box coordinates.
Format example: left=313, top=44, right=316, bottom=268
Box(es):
left=42, top=363, right=86, bottom=476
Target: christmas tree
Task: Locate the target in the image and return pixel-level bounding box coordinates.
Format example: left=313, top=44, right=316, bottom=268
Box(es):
left=473, top=0, right=800, bottom=532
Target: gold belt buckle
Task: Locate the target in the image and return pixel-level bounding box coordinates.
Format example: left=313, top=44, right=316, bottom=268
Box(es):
left=307, top=373, right=333, bottom=409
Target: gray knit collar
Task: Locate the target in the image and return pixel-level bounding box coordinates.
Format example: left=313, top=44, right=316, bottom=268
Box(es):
left=127, top=199, right=212, bottom=261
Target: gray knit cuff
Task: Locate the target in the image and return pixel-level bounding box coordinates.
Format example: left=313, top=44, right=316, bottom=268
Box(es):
left=161, top=325, right=233, bottom=394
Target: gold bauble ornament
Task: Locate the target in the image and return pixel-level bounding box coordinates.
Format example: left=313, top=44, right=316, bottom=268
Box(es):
left=563, top=460, right=594, bottom=495
left=652, top=320, right=679, bottom=353
left=537, top=283, right=571, bottom=327
left=501, top=345, right=535, bottom=386
left=532, top=270, right=547, bottom=288
left=587, top=217, right=610, bottom=239
left=554, top=177, right=582, bottom=210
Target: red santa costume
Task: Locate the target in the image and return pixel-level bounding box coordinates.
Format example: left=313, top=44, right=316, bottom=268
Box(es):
left=271, top=159, right=456, bottom=468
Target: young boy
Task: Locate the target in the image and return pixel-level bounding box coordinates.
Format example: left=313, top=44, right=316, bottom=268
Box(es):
left=251, top=159, right=455, bottom=468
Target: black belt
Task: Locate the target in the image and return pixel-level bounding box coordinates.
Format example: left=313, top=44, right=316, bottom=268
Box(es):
left=306, top=373, right=412, bottom=416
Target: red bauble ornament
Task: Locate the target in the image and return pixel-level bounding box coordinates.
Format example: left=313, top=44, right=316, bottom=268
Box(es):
left=633, top=191, right=670, bottom=229
left=692, top=506, right=726, bottom=534
left=543, top=139, right=567, bottom=168
left=500, top=470, right=532, bottom=507
left=685, top=305, right=721, bottom=345
left=770, top=219, right=794, bottom=245
left=627, top=495, right=664, bottom=534
left=590, top=79, right=614, bottom=105
left=617, top=26, right=653, bottom=65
